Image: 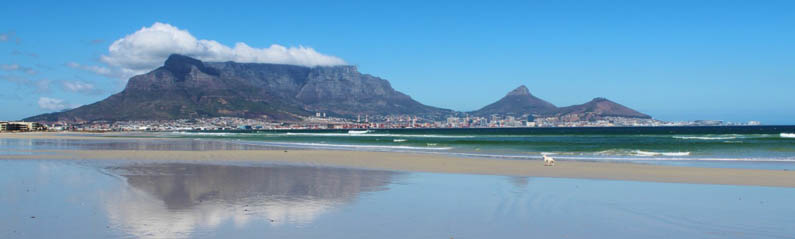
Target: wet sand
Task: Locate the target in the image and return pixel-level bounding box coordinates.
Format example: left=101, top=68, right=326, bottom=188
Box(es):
left=2, top=132, right=795, bottom=187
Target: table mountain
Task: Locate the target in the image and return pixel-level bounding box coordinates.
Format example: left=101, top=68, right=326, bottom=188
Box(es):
left=25, top=54, right=450, bottom=122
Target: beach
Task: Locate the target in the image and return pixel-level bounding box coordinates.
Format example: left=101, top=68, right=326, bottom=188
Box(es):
left=3, top=132, right=795, bottom=238
left=2, top=132, right=794, bottom=187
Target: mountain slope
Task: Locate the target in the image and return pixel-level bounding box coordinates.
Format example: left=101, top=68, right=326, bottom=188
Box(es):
left=25, top=54, right=450, bottom=122
left=470, top=85, right=557, bottom=116
left=552, top=97, right=651, bottom=119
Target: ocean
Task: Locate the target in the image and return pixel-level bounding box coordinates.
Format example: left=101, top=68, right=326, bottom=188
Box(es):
left=166, top=126, right=795, bottom=169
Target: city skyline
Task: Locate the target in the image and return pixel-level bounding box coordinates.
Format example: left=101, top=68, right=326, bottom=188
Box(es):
left=1, top=1, right=794, bottom=124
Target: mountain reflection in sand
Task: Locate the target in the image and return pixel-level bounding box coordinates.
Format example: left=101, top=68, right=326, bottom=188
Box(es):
left=103, top=163, right=398, bottom=238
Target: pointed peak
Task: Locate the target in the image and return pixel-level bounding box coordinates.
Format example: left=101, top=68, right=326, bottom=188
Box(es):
left=506, top=85, right=531, bottom=96
left=591, top=97, right=609, bottom=102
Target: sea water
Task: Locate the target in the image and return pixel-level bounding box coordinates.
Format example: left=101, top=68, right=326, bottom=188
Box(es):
left=167, top=126, right=795, bottom=169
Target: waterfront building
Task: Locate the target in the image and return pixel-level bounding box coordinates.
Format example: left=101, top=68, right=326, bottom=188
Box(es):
left=0, top=122, right=46, bottom=132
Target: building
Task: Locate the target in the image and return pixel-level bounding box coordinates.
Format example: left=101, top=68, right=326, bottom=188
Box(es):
left=0, top=122, right=46, bottom=132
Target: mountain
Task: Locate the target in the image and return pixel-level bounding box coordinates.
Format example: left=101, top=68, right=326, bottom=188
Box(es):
left=470, top=85, right=651, bottom=120
left=551, top=97, right=651, bottom=120
left=470, top=85, right=557, bottom=116
left=25, top=54, right=450, bottom=122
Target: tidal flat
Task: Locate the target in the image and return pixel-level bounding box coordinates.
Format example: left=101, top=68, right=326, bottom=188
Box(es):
left=1, top=134, right=794, bottom=238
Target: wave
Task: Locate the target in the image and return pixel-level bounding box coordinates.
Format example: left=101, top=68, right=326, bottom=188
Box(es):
left=421, top=151, right=795, bottom=162
left=393, top=139, right=407, bottom=142
left=236, top=141, right=453, bottom=151
left=781, top=133, right=795, bottom=138
left=673, top=135, right=738, bottom=140
left=169, top=132, right=244, bottom=136
left=596, top=149, right=690, bottom=157
left=549, top=155, right=795, bottom=162
left=634, top=150, right=691, bottom=157
left=283, top=132, right=475, bottom=138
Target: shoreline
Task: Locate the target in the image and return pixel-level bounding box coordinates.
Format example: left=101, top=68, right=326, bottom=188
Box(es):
left=2, top=132, right=795, bottom=187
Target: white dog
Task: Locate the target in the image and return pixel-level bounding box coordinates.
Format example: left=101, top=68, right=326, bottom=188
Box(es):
left=543, top=155, right=555, bottom=166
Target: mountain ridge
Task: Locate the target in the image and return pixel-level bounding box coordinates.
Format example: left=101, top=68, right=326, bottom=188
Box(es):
left=470, top=86, right=651, bottom=120
left=25, top=54, right=450, bottom=122
left=24, top=55, right=652, bottom=123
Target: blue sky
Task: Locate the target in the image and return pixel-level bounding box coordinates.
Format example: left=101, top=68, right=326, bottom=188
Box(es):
left=1, top=0, right=793, bottom=124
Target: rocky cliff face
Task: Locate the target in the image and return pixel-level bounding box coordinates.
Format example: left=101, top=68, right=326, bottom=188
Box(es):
left=25, top=54, right=450, bottom=122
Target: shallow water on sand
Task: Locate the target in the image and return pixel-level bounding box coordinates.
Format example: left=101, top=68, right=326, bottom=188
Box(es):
left=1, top=159, right=793, bottom=239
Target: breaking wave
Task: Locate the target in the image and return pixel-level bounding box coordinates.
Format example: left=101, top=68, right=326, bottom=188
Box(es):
left=237, top=141, right=453, bottom=151
left=596, top=149, right=690, bottom=157
left=673, top=135, right=738, bottom=140
left=169, top=132, right=244, bottom=136
left=781, top=133, right=795, bottom=138
left=283, top=132, right=475, bottom=138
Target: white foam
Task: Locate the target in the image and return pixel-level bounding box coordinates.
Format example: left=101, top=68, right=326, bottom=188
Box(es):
left=347, top=130, right=370, bottom=134
left=170, top=132, right=242, bottom=136
left=634, top=150, right=691, bottom=157
left=547, top=155, right=795, bottom=162
left=596, top=149, right=690, bottom=157
left=283, top=132, right=474, bottom=138
left=393, top=139, right=407, bottom=142
left=673, top=135, right=738, bottom=140
left=781, top=133, right=795, bottom=138
left=238, top=141, right=452, bottom=151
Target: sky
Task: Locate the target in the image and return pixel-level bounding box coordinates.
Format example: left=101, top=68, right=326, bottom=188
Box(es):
left=1, top=0, right=793, bottom=124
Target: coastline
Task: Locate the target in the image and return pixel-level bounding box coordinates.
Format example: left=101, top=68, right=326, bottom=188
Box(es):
left=2, top=132, right=795, bottom=187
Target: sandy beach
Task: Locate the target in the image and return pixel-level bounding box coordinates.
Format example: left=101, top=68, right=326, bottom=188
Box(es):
left=2, top=132, right=794, bottom=187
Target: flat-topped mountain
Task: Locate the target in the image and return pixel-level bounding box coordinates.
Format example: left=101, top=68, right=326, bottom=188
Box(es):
left=25, top=54, right=450, bottom=122
left=471, top=85, right=557, bottom=116
left=471, top=86, right=651, bottom=120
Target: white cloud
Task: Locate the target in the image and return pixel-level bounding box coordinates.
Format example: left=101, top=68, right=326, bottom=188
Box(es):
left=98, top=22, right=346, bottom=79
left=62, top=80, right=101, bottom=95
left=0, top=74, right=49, bottom=93
left=35, top=79, right=51, bottom=93
left=1, top=63, right=37, bottom=75
left=37, top=97, right=71, bottom=111
left=66, top=61, right=117, bottom=78
left=62, top=81, right=93, bottom=91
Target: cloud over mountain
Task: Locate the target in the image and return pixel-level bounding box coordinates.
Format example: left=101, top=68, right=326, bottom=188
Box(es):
left=99, top=22, right=346, bottom=79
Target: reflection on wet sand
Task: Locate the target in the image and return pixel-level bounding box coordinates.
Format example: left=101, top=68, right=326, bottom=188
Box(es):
left=103, top=163, right=397, bottom=238
left=0, top=138, right=275, bottom=152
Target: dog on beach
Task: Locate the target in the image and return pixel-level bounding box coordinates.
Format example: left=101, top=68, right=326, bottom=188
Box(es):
left=543, top=154, right=555, bottom=166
